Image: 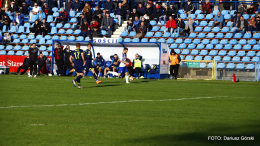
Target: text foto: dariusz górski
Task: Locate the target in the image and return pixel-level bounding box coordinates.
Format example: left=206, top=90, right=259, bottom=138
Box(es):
left=208, top=136, right=254, bottom=140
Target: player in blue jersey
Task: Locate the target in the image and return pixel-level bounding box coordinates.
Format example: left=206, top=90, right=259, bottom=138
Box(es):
left=93, top=53, right=105, bottom=77
left=69, top=43, right=85, bottom=89
left=103, top=54, right=120, bottom=78
left=83, top=43, right=102, bottom=84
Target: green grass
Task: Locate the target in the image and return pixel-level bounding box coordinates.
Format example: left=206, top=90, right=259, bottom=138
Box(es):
left=0, top=75, right=259, bottom=146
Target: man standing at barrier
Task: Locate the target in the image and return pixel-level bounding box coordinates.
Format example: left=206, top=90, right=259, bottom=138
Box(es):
left=29, top=43, right=38, bottom=77
left=70, top=43, right=85, bottom=89
left=63, top=45, right=72, bottom=76
left=169, top=50, right=181, bottom=80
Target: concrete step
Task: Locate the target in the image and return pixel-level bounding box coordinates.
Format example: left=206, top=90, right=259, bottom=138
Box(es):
left=111, top=35, right=120, bottom=38
left=113, top=32, right=122, bottom=35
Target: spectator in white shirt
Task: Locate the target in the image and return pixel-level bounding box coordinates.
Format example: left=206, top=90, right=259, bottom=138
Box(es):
left=30, top=3, right=40, bottom=21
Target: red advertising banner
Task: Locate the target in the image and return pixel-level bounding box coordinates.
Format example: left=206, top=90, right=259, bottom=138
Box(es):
left=0, top=55, right=51, bottom=73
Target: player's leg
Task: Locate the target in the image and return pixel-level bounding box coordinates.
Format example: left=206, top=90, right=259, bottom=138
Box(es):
left=98, top=67, right=102, bottom=77
left=125, top=68, right=129, bottom=83
left=91, top=68, right=102, bottom=84
left=126, top=66, right=134, bottom=81
left=104, top=67, right=109, bottom=77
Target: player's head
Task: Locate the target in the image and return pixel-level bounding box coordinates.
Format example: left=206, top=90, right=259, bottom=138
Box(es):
left=97, top=52, right=100, bottom=58
left=135, top=53, right=139, bottom=59
left=123, top=48, right=128, bottom=54
left=76, top=43, right=81, bottom=49
left=114, top=54, right=118, bottom=59
left=87, top=43, right=91, bottom=49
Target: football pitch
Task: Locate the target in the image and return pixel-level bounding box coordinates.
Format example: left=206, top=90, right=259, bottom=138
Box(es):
left=0, top=75, right=259, bottom=146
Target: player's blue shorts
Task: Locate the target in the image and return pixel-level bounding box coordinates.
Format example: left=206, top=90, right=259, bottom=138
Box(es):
left=84, top=62, right=94, bottom=71
left=74, top=64, right=84, bottom=73
left=118, top=67, right=128, bottom=74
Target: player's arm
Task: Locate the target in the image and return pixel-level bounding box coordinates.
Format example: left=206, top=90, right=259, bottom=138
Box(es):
left=81, top=53, right=85, bottom=62
left=69, top=55, right=74, bottom=66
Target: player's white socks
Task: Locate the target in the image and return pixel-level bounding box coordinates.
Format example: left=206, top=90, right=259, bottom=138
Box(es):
left=125, top=75, right=129, bottom=83
left=110, top=72, right=118, bottom=76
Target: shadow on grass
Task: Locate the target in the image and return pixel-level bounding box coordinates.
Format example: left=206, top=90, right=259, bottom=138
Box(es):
left=119, top=124, right=260, bottom=146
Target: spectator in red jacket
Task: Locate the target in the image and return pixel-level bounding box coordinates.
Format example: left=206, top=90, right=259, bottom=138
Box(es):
left=247, top=4, right=256, bottom=14
left=201, top=0, right=212, bottom=14
left=164, top=16, right=177, bottom=35
left=55, top=8, right=67, bottom=26
left=88, top=20, right=99, bottom=36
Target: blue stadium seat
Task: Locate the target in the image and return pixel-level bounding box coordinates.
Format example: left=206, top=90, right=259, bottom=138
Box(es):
left=189, top=33, right=197, bottom=38
left=237, top=51, right=245, bottom=56
left=243, top=33, right=252, bottom=39
left=197, top=33, right=205, bottom=38
left=193, top=39, right=200, bottom=44
left=44, top=35, right=51, bottom=40
left=190, top=50, right=198, bottom=55
left=234, top=33, right=242, bottom=38
left=175, top=39, right=183, bottom=44
left=120, top=31, right=128, bottom=37
left=149, top=38, right=157, bottom=42
left=52, top=12, right=59, bottom=17
left=199, top=21, right=207, bottom=26
left=46, top=40, right=52, bottom=45
left=247, top=51, right=255, bottom=57
left=166, top=38, right=174, bottom=44
left=226, top=63, right=235, bottom=69
left=195, top=56, right=203, bottom=60
left=50, top=27, right=57, bottom=34
left=236, top=63, right=245, bottom=69
left=19, top=34, right=27, bottom=40
left=217, top=63, right=225, bottom=68
left=57, top=29, right=65, bottom=34
left=196, top=44, right=204, bottom=49
left=257, top=51, right=260, bottom=57
left=64, top=23, right=71, bottom=28
left=171, top=33, right=179, bottom=38
left=238, top=39, right=247, bottom=45
left=22, top=39, right=29, bottom=44
left=243, top=45, right=251, bottom=50
left=68, top=36, right=75, bottom=41
left=205, top=44, right=213, bottom=49
left=252, top=57, right=260, bottom=62
left=205, top=14, right=213, bottom=19
left=184, top=39, right=192, bottom=44
left=13, top=45, right=21, bottom=50
left=39, top=46, right=46, bottom=51
left=29, top=15, right=38, bottom=23
left=75, top=12, right=82, bottom=17
left=203, top=27, right=211, bottom=32
left=206, top=33, right=214, bottom=38
left=162, top=32, right=171, bottom=37
left=199, top=50, right=208, bottom=55
left=214, top=44, right=223, bottom=50
left=24, top=51, right=28, bottom=56
left=22, top=46, right=29, bottom=51
left=28, top=34, right=35, bottom=40
left=207, top=62, right=213, bottom=68
left=213, top=56, right=221, bottom=61
left=6, top=45, right=13, bottom=50
left=208, top=21, right=214, bottom=27
left=124, top=38, right=131, bottom=42
left=220, top=39, right=228, bottom=45
left=253, top=33, right=260, bottom=39
left=174, top=49, right=181, bottom=54
left=76, top=36, right=84, bottom=41
left=70, top=18, right=77, bottom=23
left=66, top=29, right=73, bottom=34
left=194, top=27, right=202, bottom=32
left=213, top=10, right=219, bottom=15
left=245, top=64, right=254, bottom=69
left=185, top=55, right=193, bottom=60
left=158, top=38, right=165, bottom=43
left=56, top=23, right=63, bottom=28
left=243, top=14, right=249, bottom=20
left=179, top=43, right=186, bottom=49
left=149, top=20, right=157, bottom=26
left=2, top=25, right=6, bottom=33
left=204, top=56, right=212, bottom=60
left=36, top=35, right=43, bottom=40
left=232, top=56, right=240, bottom=61
left=29, top=39, right=37, bottom=44
left=154, top=32, right=162, bottom=37
left=188, top=14, right=196, bottom=19
left=0, top=45, right=4, bottom=50
left=74, top=30, right=81, bottom=35
left=196, top=14, right=204, bottom=19
left=12, top=39, right=20, bottom=43
left=212, top=27, right=220, bottom=32
left=69, top=10, right=76, bottom=17
left=224, top=14, right=231, bottom=20
left=227, top=51, right=236, bottom=56
left=159, top=26, right=166, bottom=32
left=210, top=39, right=218, bottom=45
left=201, top=39, right=209, bottom=44
left=242, top=57, right=250, bottom=62
left=180, top=14, right=187, bottom=19
left=169, top=44, right=177, bottom=49
left=39, top=38, right=46, bottom=45
left=233, top=44, right=242, bottom=50
left=7, top=51, right=15, bottom=55
left=195, top=10, right=201, bottom=14
left=85, top=37, right=90, bottom=41
left=145, top=32, right=153, bottom=37
left=52, top=7, right=58, bottom=12
left=218, top=50, right=226, bottom=56
left=181, top=49, right=189, bottom=55
left=249, top=39, right=256, bottom=45
left=229, top=39, right=237, bottom=45
left=9, top=26, right=16, bottom=33
left=224, top=33, right=233, bottom=38
left=230, top=10, right=236, bottom=15
left=128, top=31, right=136, bottom=37
left=118, top=37, right=123, bottom=42
left=141, top=38, right=148, bottom=42
left=47, top=46, right=52, bottom=51
left=18, top=26, right=25, bottom=33
left=226, top=21, right=232, bottom=27
left=151, top=26, right=159, bottom=31
left=215, top=33, right=224, bottom=38
left=187, top=44, right=195, bottom=49
left=16, top=51, right=23, bottom=55
left=208, top=50, right=217, bottom=56
left=52, top=35, right=59, bottom=40
left=42, top=51, right=49, bottom=56
left=223, top=56, right=231, bottom=61
left=132, top=38, right=140, bottom=42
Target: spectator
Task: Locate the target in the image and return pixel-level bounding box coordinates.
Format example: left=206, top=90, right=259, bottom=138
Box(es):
left=247, top=4, right=256, bottom=14
left=137, top=3, right=145, bottom=16
left=184, top=0, right=194, bottom=15
left=65, top=0, right=73, bottom=14
left=201, top=0, right=212, bottom=14
left=2, top=15, right=11, bottom=31
left=182, top=17, right=194, bottom=37
left=11, top=12, right=22, bottom=30
left=63, top=45, right=72, bottom=76
left=88, top=19, right=99, bottom=37
left=122, top=0, right=129, bottom=11
left=143, top=3, right=152, bottom=19
left=104, top=54, right=119, bottom=77
left=238, top=3, right=247, bottom=14
left=104, top=0, right=113, bottom=13
left=174, top=17, right=185, bottom=35
left=134, top=21, right=146, bottom=38
left=114, top=3, right=126, bottom=26
left=79, top=21, right=89, bottom=38
left=132, top=16, right=140, bottom=31
left=40, top=18, right=50, bottom=37
left=9, top=1, right=18, bottom=15
left=102, top=9, right=107, bottom=18
left=223, top=0, right=230, bottom=10
left=248, top=17, right=256, bottom=33
left=193, top=0, right=200, bottom=11
left=42, top=3, right=52, bottom=17
left=169, top=50, right=181, bottom=80
left=3, top=32, right=11, bottom=46
left=231, top=11, right=241, bottom=29
left=211, top=12, right=224, bottom=30
left=75, top=14, right=87, bottom=29
left=28, top=43, right=38, bottom=77
left=94, top=52, right=105, bottom=77
left=101, top=12, right=113, bottom=37
left=30, top=20, right=41, bottom=37
left=82, top=3, right=91, bottom=15
left=55, top=8, right=67, bottom=26
left=165, top=16, right=177, bottom=35
left=93, top=6, right=101, bottom=20
left=126, top=19, right=133, bottom=32
left=3, top=0, right=11, bottom=11
left=132, top=53, right=142, bottom=79
left=91, top=27, right=100, bottom=38
left=16, top=54, right=30, bottom=75
left=169, top=4, right=177, bottom=20
left=141, top=17, right=149, bottom=30
left=29, top=3, right=40, bottom=21
left=84, top=8, right=92, bottom=23
left=72, top=0, right=81, bottom=12
left=20, top=2, right=29, bottom=16
left=113, top=0, right=119, bottom=9
left=256, top=1, right=260, bottom=13
left=38, top=10, right=46, bottom=21
left=233, top=16, right=248, bottom=37
left=37, top=54, right=47, bottom=75
left=150, top=3, right=162, bottom=22
left=97, top=14, right=103, bottom=28
left=53, top=43, right=63, bottom=76
left=159, top=5, right=169, bottom=25
left=0, top=9, right=5, bottom=20
left=130, top=8, right=139, bottom=21
left=256, top=14, right=260, bottom=32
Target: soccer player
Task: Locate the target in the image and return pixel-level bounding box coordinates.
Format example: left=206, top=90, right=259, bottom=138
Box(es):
left=70, top=43, right=85, bottom=89
left=103, top=54, right=119, bottom=78
left=83, top=43, right=103, bottom=84
left=94, top=53, right=105, bottom=77
left=108, top=48, right=131, bottom=83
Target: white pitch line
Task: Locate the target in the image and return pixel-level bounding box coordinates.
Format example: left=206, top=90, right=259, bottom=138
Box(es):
left=0, top=96, right=229, bottom=109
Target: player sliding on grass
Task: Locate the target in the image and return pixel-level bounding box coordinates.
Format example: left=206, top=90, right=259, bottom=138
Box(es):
left=70, top=43, right=85, bottom=89
left=107, top=48, right=133, bottom=83
left=83, top=43, right=103, bottom=84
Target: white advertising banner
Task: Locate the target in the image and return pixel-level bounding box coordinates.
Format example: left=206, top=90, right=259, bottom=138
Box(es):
left=93, top=37, right=119, bottom=44
left=160, top=43, right=170, bottom=74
